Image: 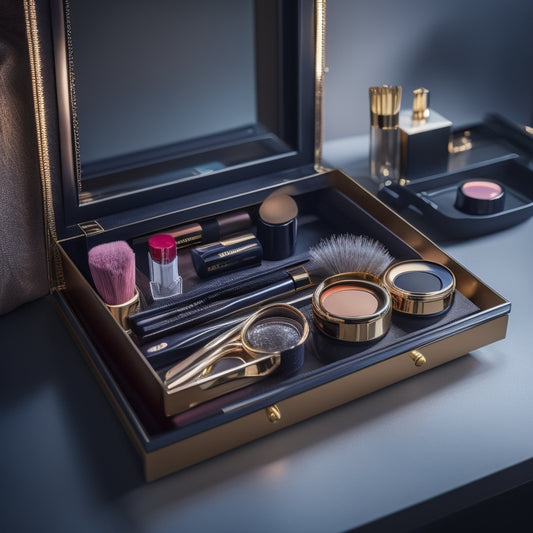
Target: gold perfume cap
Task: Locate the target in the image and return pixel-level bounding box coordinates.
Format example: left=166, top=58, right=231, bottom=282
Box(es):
left=369, top=85, right=402, bottom=128
left=412, top=87, right=430, bottom=121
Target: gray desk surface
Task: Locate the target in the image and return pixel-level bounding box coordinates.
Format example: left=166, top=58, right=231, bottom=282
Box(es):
left=2, top=139, right=532, bottom=532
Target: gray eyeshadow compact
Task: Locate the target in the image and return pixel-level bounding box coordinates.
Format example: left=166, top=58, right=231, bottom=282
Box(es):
left=383, top=260, right=456, bottom=316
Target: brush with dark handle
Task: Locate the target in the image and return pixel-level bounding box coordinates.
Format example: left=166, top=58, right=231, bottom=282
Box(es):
left=129, top=254, right=310, bottom=329
left=131, top=267, right=295, bottom=331
left=135, top=266, right=312, bottom=343
left=140, top=288, right=315, bottom=368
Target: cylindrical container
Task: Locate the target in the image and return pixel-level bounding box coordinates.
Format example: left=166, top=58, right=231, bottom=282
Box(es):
left=256, top=193, right=298, bottom=260
left=148, top=234, right=183, bottom=300
left=454, top=180, right=505, bottom=215
left=369, top=85, right=402, bottom=187
left=312, top=272, right=392, bottom=343
left=383, top=260, right=455, bottom=316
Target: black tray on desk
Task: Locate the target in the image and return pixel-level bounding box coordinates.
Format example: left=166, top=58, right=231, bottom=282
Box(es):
left=378, top=116, right=533, bottom=241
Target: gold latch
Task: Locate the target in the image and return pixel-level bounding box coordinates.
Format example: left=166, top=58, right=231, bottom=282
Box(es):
left=265, top=404, right=282, bottom=424
left=409, top=349, right=426, bottom=367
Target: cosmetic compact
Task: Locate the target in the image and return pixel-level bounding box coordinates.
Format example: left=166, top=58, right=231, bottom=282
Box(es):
left=312, top=273, right=391, bottom=342
left=26, top=0, right=510, bottom=480
left=383, top=260, right=455, bottom=316
left=454, top=180, right=505, bottom=215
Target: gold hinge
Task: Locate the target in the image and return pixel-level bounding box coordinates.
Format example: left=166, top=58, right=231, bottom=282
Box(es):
left=78, top=221, right=105, bottom=236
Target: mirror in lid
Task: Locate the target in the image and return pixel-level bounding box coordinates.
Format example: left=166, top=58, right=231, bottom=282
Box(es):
left=53, top=0, right=316, bottom=228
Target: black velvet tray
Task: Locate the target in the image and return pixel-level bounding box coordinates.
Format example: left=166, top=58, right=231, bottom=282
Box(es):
left=86, top=184, right=481, bottom=440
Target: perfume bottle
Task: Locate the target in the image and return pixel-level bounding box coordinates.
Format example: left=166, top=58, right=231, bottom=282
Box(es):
left=369, top=85, right=402, bottom=187
left=399, top=88, right=452, bottom=180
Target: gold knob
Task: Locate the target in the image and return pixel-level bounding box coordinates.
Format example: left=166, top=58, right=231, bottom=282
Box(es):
left=265, top=404, right=282, bottom=424
left=410, top=350, right=426, bottom=367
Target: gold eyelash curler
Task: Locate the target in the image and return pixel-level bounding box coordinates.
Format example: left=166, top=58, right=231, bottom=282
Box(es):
left=164, top=303, right=309, bottom=412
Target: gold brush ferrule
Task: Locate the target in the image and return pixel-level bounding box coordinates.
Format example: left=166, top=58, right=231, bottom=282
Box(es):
left=287, top=265, right=313, bottom=290
left=412, top=87, right=430, bottom=121
left=369, top=85, right=402, bottom=129
left=105, top=289, right=140, bottom=330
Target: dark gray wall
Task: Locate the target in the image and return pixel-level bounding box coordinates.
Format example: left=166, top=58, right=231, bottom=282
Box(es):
left=323, top=0, right=533, bottom=140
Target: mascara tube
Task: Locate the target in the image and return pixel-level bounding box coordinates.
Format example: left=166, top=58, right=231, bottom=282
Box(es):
left=148, top=234, right=183, bottom=300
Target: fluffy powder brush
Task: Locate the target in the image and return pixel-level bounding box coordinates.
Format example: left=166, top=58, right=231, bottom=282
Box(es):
left=309, top=233, right=394, bottom=280
left=88, top=241, right=140, bottom=329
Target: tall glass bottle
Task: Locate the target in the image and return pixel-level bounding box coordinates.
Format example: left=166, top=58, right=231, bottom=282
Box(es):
left=369, top=85, right=402, bottom=187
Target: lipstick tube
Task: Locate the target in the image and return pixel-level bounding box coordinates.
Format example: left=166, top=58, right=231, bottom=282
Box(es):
left=148, top=234, right=183, bottom=300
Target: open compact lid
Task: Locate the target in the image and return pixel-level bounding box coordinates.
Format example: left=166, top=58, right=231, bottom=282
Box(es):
left=28, top=0, right=325, bottom=243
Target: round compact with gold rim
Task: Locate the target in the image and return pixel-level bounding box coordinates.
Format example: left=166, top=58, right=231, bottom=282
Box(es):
left=312, top=272, right=392, bottom=343
left=383, top=260, right=455, bottom=316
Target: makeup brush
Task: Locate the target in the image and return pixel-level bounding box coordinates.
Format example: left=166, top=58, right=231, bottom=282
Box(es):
left=140, top=288, right=315, bottom=369
left=129, top=252, right=310, bottom=330
left=88, top=241, right=140, bottom=328
left=135, top=233, right=393, bottom=347
left=308, top=234, right=394, bottom=279
left=135, top=265, right=312, bottom=343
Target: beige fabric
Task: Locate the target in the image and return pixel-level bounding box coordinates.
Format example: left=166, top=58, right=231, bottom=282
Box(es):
left=0, top=0, right=49, bottom=314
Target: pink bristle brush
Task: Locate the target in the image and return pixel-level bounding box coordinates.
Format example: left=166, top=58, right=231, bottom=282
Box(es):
left=88, top=241, right=140, bottom=329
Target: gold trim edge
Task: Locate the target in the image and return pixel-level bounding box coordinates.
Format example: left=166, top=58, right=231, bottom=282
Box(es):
left=314, top=0, right=327, bottom=170
left=23, top=0, right=65, bottom=291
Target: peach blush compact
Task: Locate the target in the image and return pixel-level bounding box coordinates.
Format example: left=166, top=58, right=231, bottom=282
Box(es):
left=312, top=273, right=392, bottom=343
left=455, top=180, right=505, bottom=215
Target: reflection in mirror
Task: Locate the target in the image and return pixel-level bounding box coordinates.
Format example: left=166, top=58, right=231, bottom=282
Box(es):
left=61, top=0, right=295, bottom=204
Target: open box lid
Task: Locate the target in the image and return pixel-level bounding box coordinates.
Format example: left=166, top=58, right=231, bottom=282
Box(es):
left=26, top=0, right=326, bottom=252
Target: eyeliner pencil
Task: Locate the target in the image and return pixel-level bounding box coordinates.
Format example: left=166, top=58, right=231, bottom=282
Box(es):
left=134, top=266, right=312, bottom=344
left=130, top=253, right=310, bottom=331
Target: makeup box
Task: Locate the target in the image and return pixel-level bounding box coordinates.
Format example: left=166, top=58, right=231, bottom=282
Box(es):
left=25, top=0, right=510, bottom=481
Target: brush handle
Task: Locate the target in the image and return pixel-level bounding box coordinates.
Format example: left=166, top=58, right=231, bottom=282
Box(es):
left=136, top=275, right=300, bottom=343
left=140, top=289, right=315, bottom=369
left=141, top=314, right=248, bottom=369
left=130, top=255, right=309, bottom=330
left=131, top=268, right=292, bottom=331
